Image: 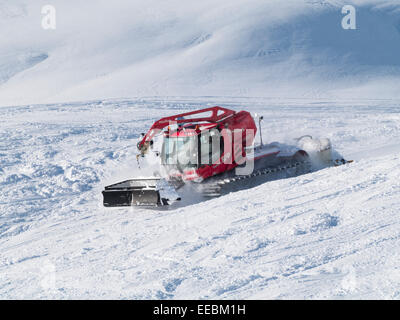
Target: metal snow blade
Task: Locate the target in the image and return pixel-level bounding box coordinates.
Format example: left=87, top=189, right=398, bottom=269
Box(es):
left=102, top=178, right=180, bottom=207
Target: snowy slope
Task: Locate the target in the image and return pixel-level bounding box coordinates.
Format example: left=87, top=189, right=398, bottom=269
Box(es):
left=2, top=0, right=400, bottom=300
left=1, top=0, right=400, bottom=106
left=1, top=98, right=400, bottom=299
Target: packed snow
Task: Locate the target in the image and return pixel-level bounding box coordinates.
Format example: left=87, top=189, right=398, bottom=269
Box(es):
left=1, top=98, right=400, bottom=299
left=1, top=0, right=400, bottom=299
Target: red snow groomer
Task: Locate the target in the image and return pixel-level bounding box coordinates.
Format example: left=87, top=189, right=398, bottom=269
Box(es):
left=102, top=106, right=343, bottom=207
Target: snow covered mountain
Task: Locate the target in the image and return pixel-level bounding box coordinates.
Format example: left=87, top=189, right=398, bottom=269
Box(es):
left=1, top=0, right=400, bottom=106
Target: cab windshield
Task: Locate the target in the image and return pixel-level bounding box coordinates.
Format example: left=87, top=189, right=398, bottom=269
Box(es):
left=161, top=130, right=224, bottom=171
left=161, top=136, right=198, bottom=170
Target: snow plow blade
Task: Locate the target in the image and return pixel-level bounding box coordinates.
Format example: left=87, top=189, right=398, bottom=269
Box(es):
left=102, top=178, right=163, bottom=207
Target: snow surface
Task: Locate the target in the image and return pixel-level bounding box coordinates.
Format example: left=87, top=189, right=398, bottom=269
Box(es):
left=1, top=97, right=400, bottom=299
left=1, top=0, right=400, bottom=300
